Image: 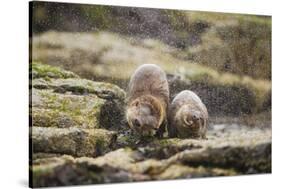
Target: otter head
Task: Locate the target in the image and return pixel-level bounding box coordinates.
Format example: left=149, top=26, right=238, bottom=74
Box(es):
left=176, top=105, right=205, bottom=137
left=126, top=96, right=163, bottom=136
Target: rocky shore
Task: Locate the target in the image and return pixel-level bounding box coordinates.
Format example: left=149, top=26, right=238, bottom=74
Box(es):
left=30, top=62, right=271, bottom=187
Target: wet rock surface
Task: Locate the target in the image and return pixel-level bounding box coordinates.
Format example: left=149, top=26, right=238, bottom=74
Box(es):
left=30, top=62, right=271, bottom=187
left=31, top=128, right=271, bottom=187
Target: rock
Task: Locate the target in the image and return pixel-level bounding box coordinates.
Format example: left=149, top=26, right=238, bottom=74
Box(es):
left=31, top=128, right=271, bottom=187
left=166, top=129, right=271, bottom=173
left=30, top=62, right=126, bottom=130
left=32, top=77, right=125, bottom=100
left=32, top=153, right=62, bottom=160
left=31, top=89, right=105, bottom=128
left=31, top=4, right=271, bottom=80
left=31, top=154, right=150, bottom=187
left=31, top=127, right=117, bottom=157
left=184, top=14, right=271, bottom=80
left=157, top=164, right=237, bottom=180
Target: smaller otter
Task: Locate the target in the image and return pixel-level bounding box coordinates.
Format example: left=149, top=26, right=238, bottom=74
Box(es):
left=126, top=64, right=169, bottom=137
left=168, top=90, right=208, bottom=139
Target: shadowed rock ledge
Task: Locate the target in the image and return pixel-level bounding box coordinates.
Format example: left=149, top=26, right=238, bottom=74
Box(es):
left=31, top=129, right=271, bottom=187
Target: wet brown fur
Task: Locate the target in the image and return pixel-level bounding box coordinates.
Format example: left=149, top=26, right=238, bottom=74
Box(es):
left=168, top=90, right=208, bottom=139
left=126, top=64, right=169, bottom=137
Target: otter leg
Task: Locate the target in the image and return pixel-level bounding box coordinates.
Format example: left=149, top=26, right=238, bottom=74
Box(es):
left=155, top=119, right=167, bottom=138
left=199, top=128, right=207, bottom=140
left=167, top=120, right=177, bottom=138
left=200, top=119, right=208, bottom=140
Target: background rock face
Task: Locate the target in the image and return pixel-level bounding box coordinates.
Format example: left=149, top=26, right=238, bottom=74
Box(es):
left=31, top=2, right=271, bottom=80
left=32, top=31, right=271, bottom=116
left=30, top=2, right=271, bottom=187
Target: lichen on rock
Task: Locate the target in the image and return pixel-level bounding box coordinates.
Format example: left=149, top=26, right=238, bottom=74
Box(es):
left=31, top=89, right=105, bottom=128
left=30, top=62, right=126, bottom=130
left=31, top=61, right=79, bottom=79
left=31, top=127, right=117, bottom=157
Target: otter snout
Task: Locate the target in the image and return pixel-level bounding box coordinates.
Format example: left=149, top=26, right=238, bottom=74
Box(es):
left=132, top=117, right=157, bottom=130
left=133, top=118, right=141, bottom=128
left=192, top=114, right=200, bottom=121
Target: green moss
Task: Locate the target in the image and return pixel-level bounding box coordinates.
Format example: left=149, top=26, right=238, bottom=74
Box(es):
left=32, top=89, right=104, bottom=128
left=32, top=127, right=117, bottom=157
left=32, top=165, right=54, bottom=187
left=80, top=5, right=113, bottom=30
left=157, top=138, right=182, bottom=146
left=161, top=10, right=272, bottom=80
left=183, top=11, right=271, bottom=27
left=32, top=108, right=70, bottom=128
left=38, top=78, right=126, bottom=100
left=95, top=138, right=108, bottom=155
left=116, top=134, right=138, bottom=148
left=31, top=77, right=125, bottom=129
left=185, top=13, right=271, bottom=80
left=31, top=61, right=79, bottom=79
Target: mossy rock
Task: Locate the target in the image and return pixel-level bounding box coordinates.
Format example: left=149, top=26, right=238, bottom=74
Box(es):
left=31, top=127, right=117, bottom=157
left=184, top=13, right=271, bottom=80
left=165, top=129, right=271, bottom=173
left=31, top=127, right=271, bottom=187
left=30, top=62, right=126, bottom=130
left=31, top=61, right=79, bottom=79
left=32, top=77, right=125, bottom=100
left=31, top=89, right=105, bottom=128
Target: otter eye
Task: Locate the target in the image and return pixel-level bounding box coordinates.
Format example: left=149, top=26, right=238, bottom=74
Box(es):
left=135, top=101, right=139, bottom=107
left=192, top=115, right=199, bottom=121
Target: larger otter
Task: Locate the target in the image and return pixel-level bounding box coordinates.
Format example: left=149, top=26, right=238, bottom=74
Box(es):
left=126, top=64, right=169, bottom=137
left=168, top=90, right=208, bottom=139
